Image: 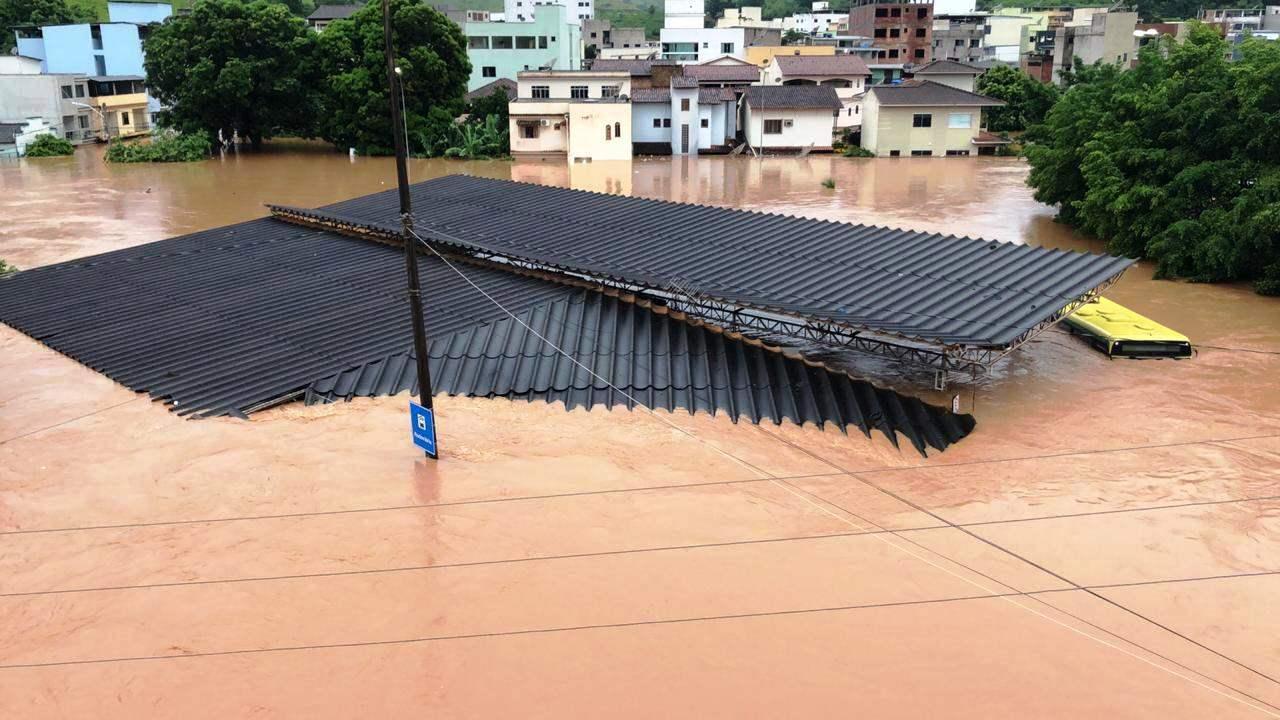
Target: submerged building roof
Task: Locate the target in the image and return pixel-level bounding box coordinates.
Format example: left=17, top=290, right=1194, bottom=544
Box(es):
left=318, top=175, right=1132, bottom=349
left=0, top=202, right=975, bottom=454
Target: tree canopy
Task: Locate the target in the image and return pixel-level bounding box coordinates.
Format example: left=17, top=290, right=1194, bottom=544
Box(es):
left=314, top=0, right=470, bottom=155
left=976, top=63, right=1060, bottom=132
left=1025, top=24, right=1280, bottom=294
left=0, top=0, right=93, bottom=52
left=144, top=0, right=319, bottom=146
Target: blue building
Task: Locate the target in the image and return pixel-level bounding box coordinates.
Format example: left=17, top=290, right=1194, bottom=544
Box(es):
left=14, top=1, right=171, bottom=76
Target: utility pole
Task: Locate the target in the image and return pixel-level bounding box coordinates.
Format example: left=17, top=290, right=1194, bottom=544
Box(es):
left=383, top=0, right=438, bottom=459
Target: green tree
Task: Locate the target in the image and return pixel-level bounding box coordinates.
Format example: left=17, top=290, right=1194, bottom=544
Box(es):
left=976, top=63, right=1060, bottom=132
left=144, top=0, right=318, bottom=147
left=1025, top=25, right=1280, bottom=294
left=315, top=0, right=470, bottom=155
left=23, top=133, right=75, bottom=157
left=0, top=0, right=93, bottom=52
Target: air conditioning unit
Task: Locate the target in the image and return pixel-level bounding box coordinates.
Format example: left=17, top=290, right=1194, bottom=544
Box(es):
left=541, top=119, right=551, bottom=127
left=783, top=119, right=794, bottom=127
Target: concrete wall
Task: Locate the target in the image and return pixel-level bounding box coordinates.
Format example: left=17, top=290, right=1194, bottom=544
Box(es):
left=746, top=45, right=834, bottom=66
left=106, top=1, right=172, bottom=24
left=465, top=6, right=583, bottom=90
left=510, top=103, right=570, bottom=154
left=664, top=0, right=705, bottom=29
left=669, top=84, right=698, bottom=153
left=0, top=56, right=43, bottom=74
left=568, top=101, right=631, bottom=160
left=919, top=72, right=976, bottom=91
left=39, top=23, right=146, bottom=77
left=16, top=37, right=46, bottom=64
left=743, top=105, right=834, bottom=150
left=632, top=103, right=669, bottom=143
left=861, top=95, right=982, bottom=156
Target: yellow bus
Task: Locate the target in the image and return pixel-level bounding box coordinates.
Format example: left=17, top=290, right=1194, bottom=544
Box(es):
left=1064, top=297, right=1192, bottom=359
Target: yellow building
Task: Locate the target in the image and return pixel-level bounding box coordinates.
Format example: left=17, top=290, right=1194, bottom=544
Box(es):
left=746, top=45, right=835, bottom=67
left=860, top=80, right=1005, bottom=157
left=88, top=76, right=151, bottom=140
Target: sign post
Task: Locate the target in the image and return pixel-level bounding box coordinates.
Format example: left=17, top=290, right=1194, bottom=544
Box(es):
left=410, top=400, right=437, bottom=457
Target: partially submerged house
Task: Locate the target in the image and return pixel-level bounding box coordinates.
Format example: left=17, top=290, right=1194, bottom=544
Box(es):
left=741, top=85, right=842, bottom=153
left=859, top=79, right=1006, bottom=156
left=761, top=54, right=871, bottom=131
left=508, top=70, right=632, bottom=161
left=631, top=78, right=738, bottom=154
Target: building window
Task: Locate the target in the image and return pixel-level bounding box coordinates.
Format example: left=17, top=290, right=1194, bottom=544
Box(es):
left=493, top=36, right=513, bottom=49
left=914, top=48, right=925, bottom=58
left=874, top=28, right=886, bottom=38
left=121, top=111, right=131, bottom=126
left=915, top=27, right=926, bottom=37
left=482, top=66, right=496, bottom=77
left=680, top=98, right=690, bottom=111
left=917, top=7, right=927, bottom=18
left=516, top=36, right=535, bottom=49
left=601, top=85, right=618, bottom=98
left=662, top=118, right=671, bottom=127
left=721, top=42, right=734, bottom=53
left=78, top=115, right=89, bottom=129
left=889, top=150, right=901, bottom=156
left=571, top=85, right=588, bottom=99
left=889, top=28, right=899, bottom=38
left=606, top=125, right=612, bottom=140
left=890, top=7, right=900, bottom=16
left=469, top=36, right=489, bottom=49
left=970, top=38, right=980, bottom=47
left=946, top=149, right=971, bottom=156
left=75, top=84, right=86, bottom=98
left=912, top=113, right=932, bottom=127
left=888, top=49, right=899, bottom=58
left=700, top=118, right=708, bottom=128
left=614, top=121, right=621, bottom=136
left=532, top=85, right=550, bottom=99
left=539, top=36, right=548, bottom=48
left=764, top=119, right=782, bottom=134
left=94, top=56, right=107, bottom=75
left=875, top=8, right=887, bottom=17
left=653, top=118, right=662, bottom=128
left=520, top=124, right=538, bottom=139
left=947, top=113, right=971, bottom=129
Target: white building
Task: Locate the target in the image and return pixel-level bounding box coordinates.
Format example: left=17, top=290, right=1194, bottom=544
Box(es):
left=661, top=26, right=750, bottom=62
left=784, top=11, right=847, bottom=34
left=632, top=77, right=738, bottom=154
left=761, top=54, right=870, bottom=129
left=742, top=85, right=841, bottom=153
left=508, top=70, right=632, bottom=161
left=506, top=0, right=593, bottom=24
left=664, top=0, right=705, bottom=29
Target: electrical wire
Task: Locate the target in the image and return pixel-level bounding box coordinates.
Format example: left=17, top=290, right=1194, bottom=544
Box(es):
left=407, top=227, right=1280, bottom=717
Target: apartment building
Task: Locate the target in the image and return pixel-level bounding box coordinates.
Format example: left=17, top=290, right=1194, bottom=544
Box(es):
left=464, top=5, right=583, bottom=90
left=506, top=0, right=593, bottom=24
left=0, top=73, right=96, bottom=144
left=848, top=0, right=934, bottom=63
left=508, top=70, right=631, bottom=160
left=1021, top=9, right=1137, bottom=84
left=932, top=12, right=987, bottom=62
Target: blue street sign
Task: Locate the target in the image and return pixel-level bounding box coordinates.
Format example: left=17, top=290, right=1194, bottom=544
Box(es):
left=409, top=401, right=437, bottom=457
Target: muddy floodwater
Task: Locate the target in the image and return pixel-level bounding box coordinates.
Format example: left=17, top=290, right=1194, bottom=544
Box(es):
left=1, top=142, right=1279, bottom=718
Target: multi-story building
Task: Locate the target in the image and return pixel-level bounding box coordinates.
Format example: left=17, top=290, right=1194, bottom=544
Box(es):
left=785, top=3, right=849, bottom=35
left=507, top=70, right=631, bottom=160
left=931, top=12, right=987, bottom=62
left=1021, top=10, right=1137, bottom=84
left=848, top=0, right=934, bottom=64
left=506, top=0, right=593, bottom=24
left=982, top=12, right=1034, bottom=63
left=13, top=1, right=169, bottom=77
left=582, top=19, right=653, bottom=57
left=632, top=77, right=738, bottom=154
left=464, top=5, right=583, bottom=90
left=0, top=73, right=96, bottom=144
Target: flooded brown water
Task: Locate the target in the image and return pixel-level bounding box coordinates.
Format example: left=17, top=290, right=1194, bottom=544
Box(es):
left=1, top=142, right=1279, bottom=718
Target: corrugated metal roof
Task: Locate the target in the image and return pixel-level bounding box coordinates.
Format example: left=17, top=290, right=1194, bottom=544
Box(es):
left=870, top=80, right=1005, bottom=107
left=0, top=212, right=975, bottom=453
left=322, top=175, right=1134, bottom=347
left=307, top=291, right=975, bottom=454
left=743, top=85, right=843, bottom=109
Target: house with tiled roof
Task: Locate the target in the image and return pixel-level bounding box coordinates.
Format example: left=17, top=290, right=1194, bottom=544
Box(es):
left=742, top=85, right=842, bottom=154
left=761, top=54, right=872, bottom=131
left=859, top=79, right=1007, bottom=157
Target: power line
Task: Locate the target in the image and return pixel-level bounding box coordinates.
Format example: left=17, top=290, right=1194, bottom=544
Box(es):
left=407, top=228, right=1280, bottom=717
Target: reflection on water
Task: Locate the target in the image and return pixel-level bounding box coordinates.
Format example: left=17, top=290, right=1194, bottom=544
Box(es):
left=2, top=142, right=1277, bottom=436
